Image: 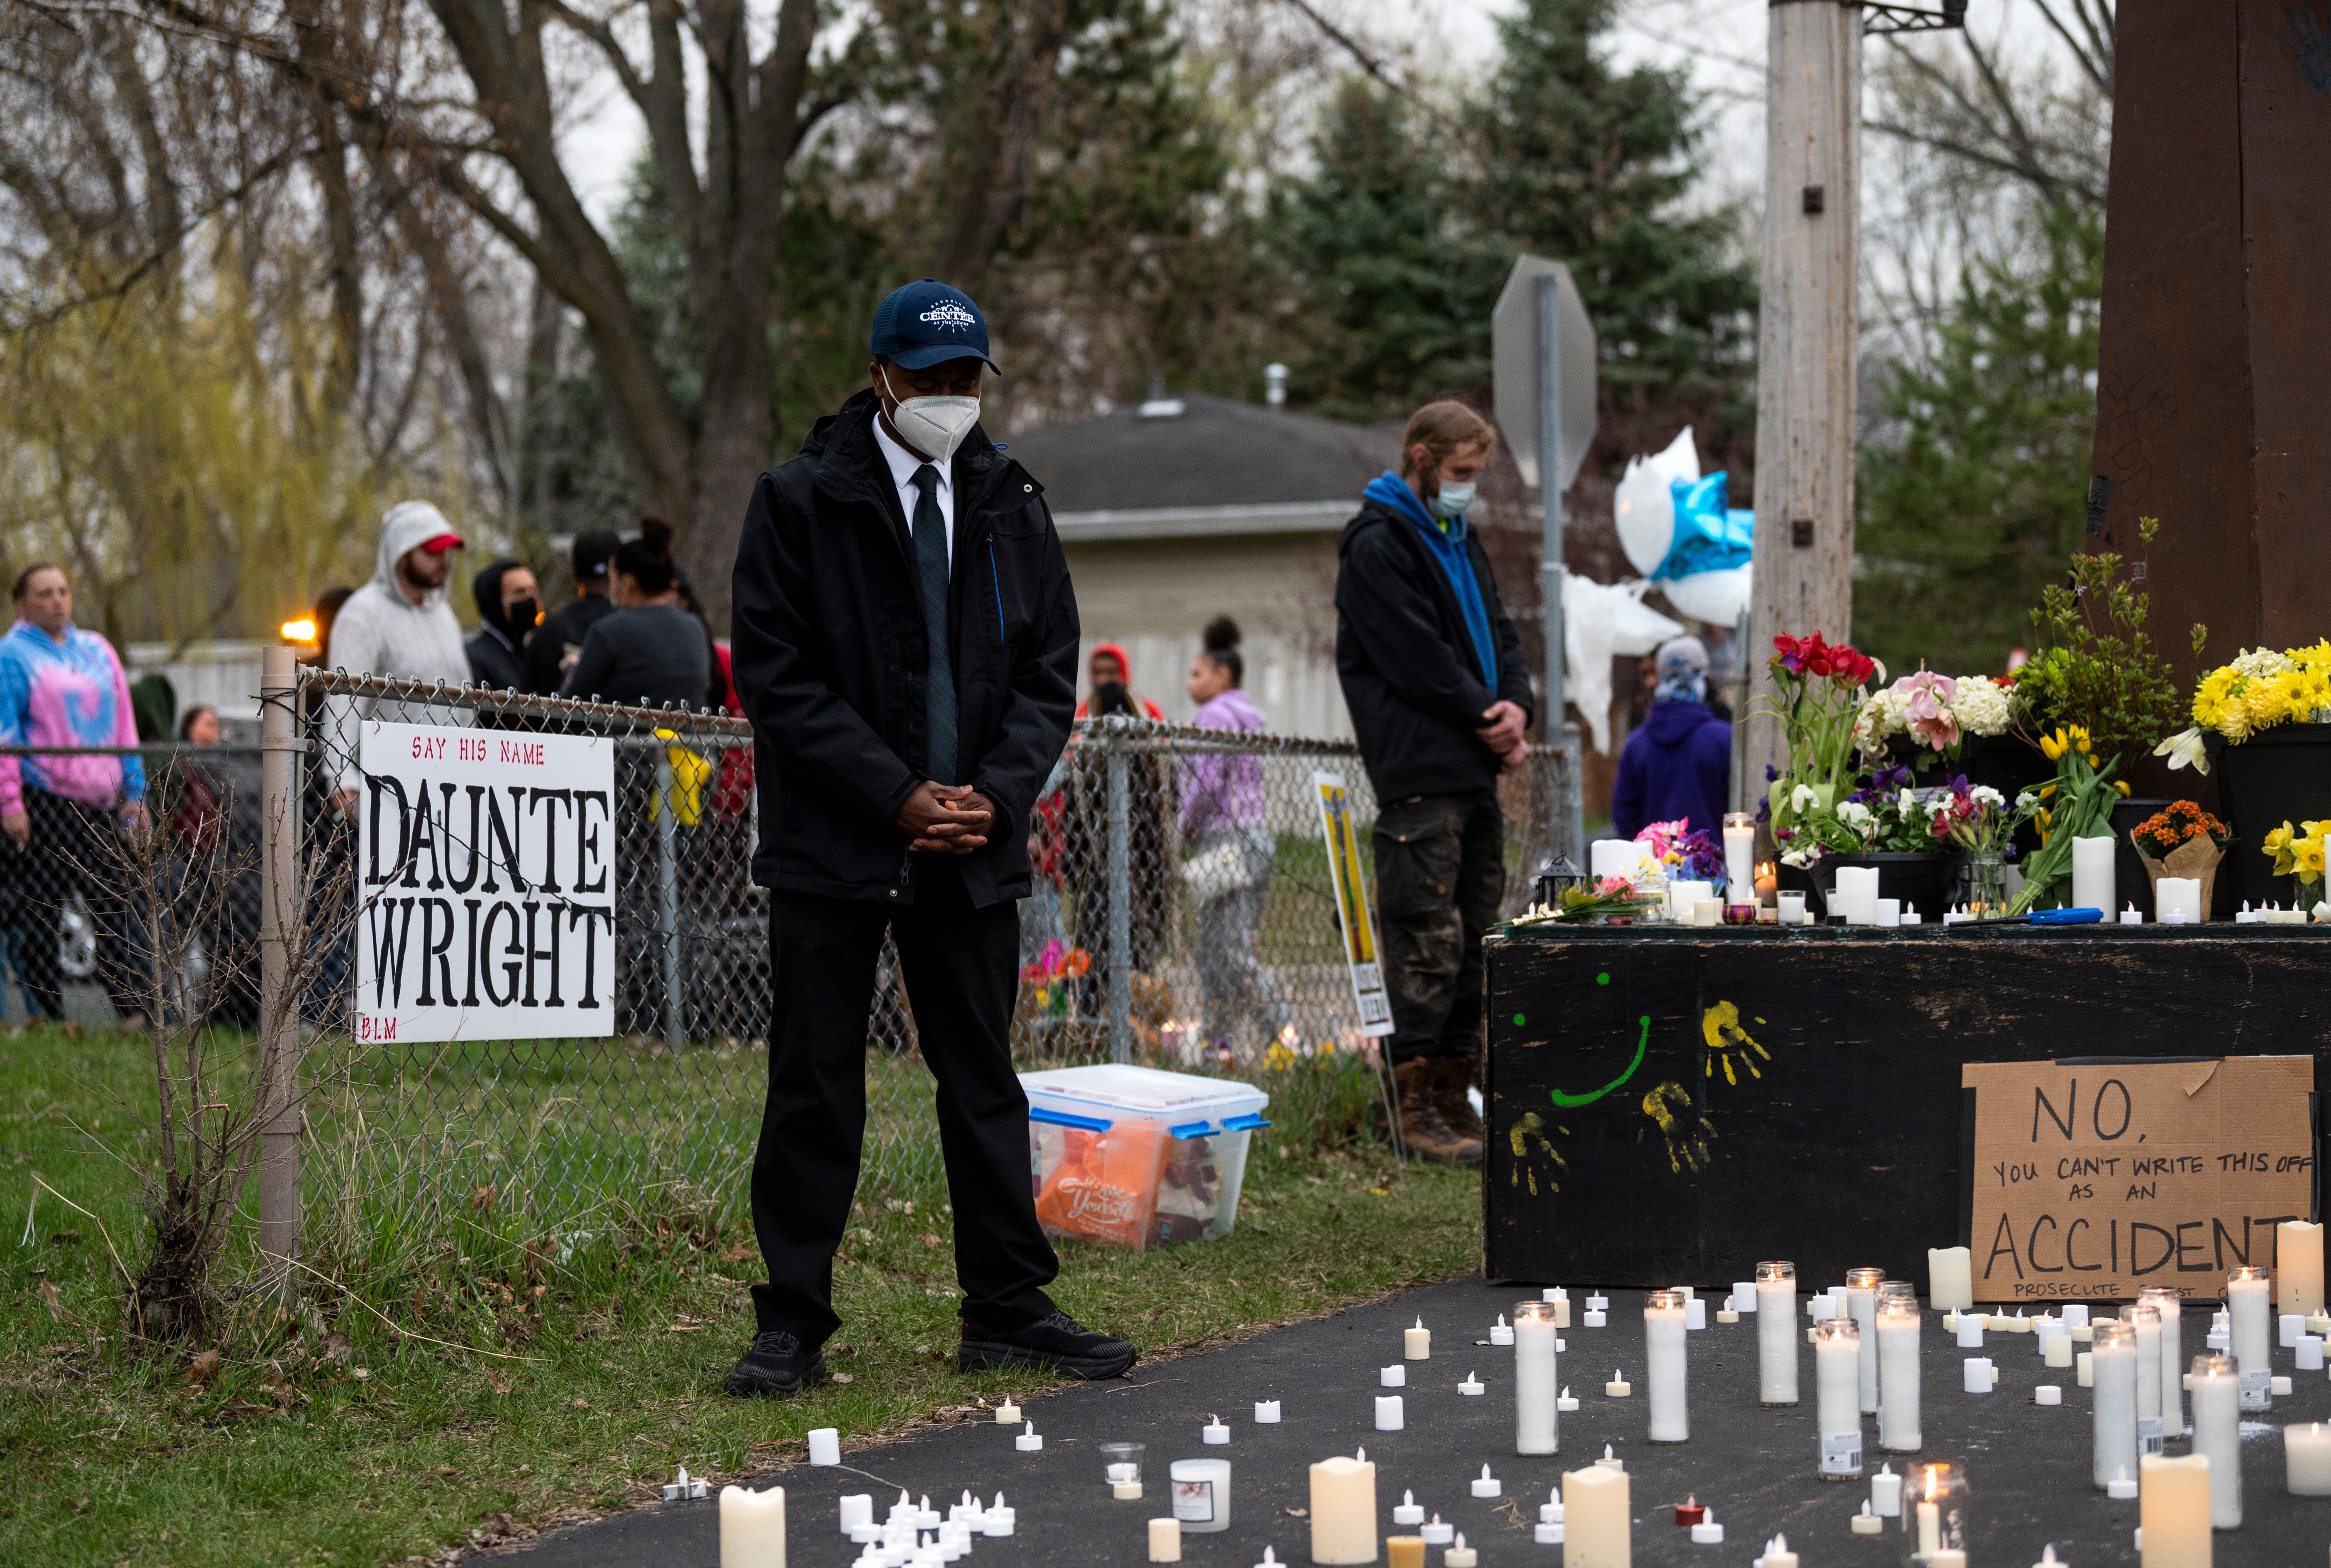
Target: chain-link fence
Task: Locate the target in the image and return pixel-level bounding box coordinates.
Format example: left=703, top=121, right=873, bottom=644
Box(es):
left=23, top=674, right=1573, bottom=1248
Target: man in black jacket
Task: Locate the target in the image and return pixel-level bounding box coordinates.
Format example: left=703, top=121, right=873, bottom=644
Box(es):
left=524, top=529, right=620, bottom=696
left=1335, top=400, right=1533, bottom=1165
left=727, top=279, right=1136, bottom=1396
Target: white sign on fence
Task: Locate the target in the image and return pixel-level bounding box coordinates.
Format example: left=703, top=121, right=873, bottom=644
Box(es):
left=1311, top=771, right=1395, bottom=1038
left=354, top=721, right=617, bottom=1042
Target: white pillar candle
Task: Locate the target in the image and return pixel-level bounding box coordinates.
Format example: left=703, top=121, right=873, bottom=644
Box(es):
left=1645, top=1290, right=1687, bottom=1442
left=1927, top=1246, right=1974, bottom=1311
left=2287, top=1422, right=2331, bottom=1495
left=2138, top=1288, right=2185, bottom=1437
left=1308, top=1454, right=1375, bottom=1565
left=1254, top=1400, right=1282, bottom=1424
left=1873, top=897, right=1901, bottom=927
left=1559, top=1465, right=1629, bottom=1568
left=2230, top=1265, right=2274, bottom=1408
left=1832, top=865, right=1879, bottom=924
left=1548, top=1288, right=1571, bottom=1327
left=2131, top=1303, right=2164, bottom=1456
left=1405, top=1317, right=1431, bottom=1360
left=1814, top=1317, right=1862, bottom=1478
left=2156, top=876, right=2202, bottom=923
left=1845, top=1268, right=1883, bottom=1414
left=2139, top=1454, right=2209, bottom=1568
left=839, top=1497, right=874, bottom=1536
left=1685, top=1297, right=1706, bottom=1330
left=1588, top=839, right=1640, bottom=881
left=1732, top=1281, right=1756, bottom=1312
left=1514, top=1300, right=1559, bottom=1455
left=1149, top=1518, right=1182, bottom=1563
left=2036, top=1385, right=2062, bottom=1404
left=2044, top=1331, right=2074, bottom=1369
left=1962, top=1357, right=1994, bottom=1393
left=2094, top=1320, right=2139, bottom=1489
left=1170, top=1458, right=1231, bottom=1532
left=721, top=1486, right=786, bottom=1568
left=2283, top=1312, right=2306, bottom=1347
left=1375, top=1395, right=1404, bottom=1431
left=2071, top=835, right=2116, bottom=912
left=2064, top=1304, right=2091, bottom=1329
left=1955, top=1315, right=1984, bottom=1348
left=2283, top=1221, right=2326, bottom=1315
left=1723, top=812, right=1756, bottom=895
left=807, top=1428, right=841, bottom=1467
left=1870, top=1463, right=1903, bottom=1517
left=2191, top=1353, right=2241, bottom=1527
left=1380, top=1365, right=1406, bottom=1387
left=1877, top=1287, right=1922, bottom=1451
left=1757, top=1261, right=1799, bottom=1405
left=2301, top=1336, right=2326, bottom=1370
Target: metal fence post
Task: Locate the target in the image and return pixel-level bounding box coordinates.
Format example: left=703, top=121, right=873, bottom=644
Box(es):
left=1104, top=724, right=1131, bottom=1065
left=655, top=745, right=683, bottom=1051
left=257, top=646, right=300, bottom=1276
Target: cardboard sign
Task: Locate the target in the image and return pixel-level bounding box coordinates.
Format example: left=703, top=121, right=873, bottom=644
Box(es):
left=1311, top=772, right=1394, bottom=1037
left=354, top=721, right=617, bottom=1042
left=1961, top=1056, right=2316, bottom=1301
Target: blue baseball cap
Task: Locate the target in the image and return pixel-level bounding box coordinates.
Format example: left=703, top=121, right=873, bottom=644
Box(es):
left=870, top=279, right=1001, bottom=373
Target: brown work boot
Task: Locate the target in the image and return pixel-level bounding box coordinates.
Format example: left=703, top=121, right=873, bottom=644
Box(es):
left=1436, top=1055, right=1486, bottom=1146
left=1392, top=1058, right=1482, bottom=1165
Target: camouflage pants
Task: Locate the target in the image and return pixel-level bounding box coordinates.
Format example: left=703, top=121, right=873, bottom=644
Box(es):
left=1372, top=789, right=1504, bottom=1065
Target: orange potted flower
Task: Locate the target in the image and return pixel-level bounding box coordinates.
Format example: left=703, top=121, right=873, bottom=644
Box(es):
left=2130, top=802, right=2231, bottom=918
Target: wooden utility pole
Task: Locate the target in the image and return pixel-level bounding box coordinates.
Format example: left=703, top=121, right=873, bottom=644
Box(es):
left=1741, top=0, right=1862, bottom=809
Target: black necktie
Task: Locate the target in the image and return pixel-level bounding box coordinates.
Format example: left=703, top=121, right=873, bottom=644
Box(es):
left=911, top=464, right=956, bottom=785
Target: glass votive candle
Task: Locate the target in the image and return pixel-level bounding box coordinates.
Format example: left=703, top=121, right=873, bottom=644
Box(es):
left=1899, top=1461, right=1969, bottom=1566
left=1875, top=1285, right=1923, bottom=1454
left=1101, top=1441, right=1146, bottom=1495
left=1778, top=890, right=1807, bottom=925
left=1643, top=1289, right=1688, bottom=1443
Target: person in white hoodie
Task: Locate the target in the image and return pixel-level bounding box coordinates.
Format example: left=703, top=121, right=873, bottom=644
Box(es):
left=323, top=500, right=473, bottom=810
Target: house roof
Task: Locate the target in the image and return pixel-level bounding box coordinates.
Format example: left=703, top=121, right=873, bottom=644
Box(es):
left=1007, top=393, right=1399, bottom=542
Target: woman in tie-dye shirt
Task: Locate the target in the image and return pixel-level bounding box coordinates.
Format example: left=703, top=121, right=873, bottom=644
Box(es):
left=0, top=564, right=149, bottom=1020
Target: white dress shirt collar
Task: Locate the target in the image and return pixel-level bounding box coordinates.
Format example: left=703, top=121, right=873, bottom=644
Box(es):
left=871, top=410, right=954, bottom=553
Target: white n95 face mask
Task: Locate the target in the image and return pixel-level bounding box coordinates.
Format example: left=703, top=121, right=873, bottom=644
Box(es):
left=881, top=366, right=981, bottom=464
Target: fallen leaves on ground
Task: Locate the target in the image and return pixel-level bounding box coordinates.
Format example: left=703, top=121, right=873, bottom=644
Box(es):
left=185, top=1349, right=222, bottom=1384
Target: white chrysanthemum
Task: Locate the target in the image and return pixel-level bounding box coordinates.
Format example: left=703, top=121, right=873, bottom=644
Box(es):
left=1949, top=676, right=2015, bottom=737
left=2231, top=646, right=2296, bottom=680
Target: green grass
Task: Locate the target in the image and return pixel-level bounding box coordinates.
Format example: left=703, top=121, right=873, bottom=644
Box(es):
left=2, top=1023, right=1478, bottom=1566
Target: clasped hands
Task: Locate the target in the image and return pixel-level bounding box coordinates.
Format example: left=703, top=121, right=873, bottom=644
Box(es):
left=1477, top=699, right=1529, bottom=773
left=893, top=781, right=995, bottom=854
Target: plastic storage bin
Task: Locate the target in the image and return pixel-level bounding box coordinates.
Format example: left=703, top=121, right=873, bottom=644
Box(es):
left=1021, top=1064, right=1270, bottom=1252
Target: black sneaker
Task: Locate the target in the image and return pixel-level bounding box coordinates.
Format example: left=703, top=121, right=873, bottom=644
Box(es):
left=725, top=1329, right=827, bottom=1397
left=958, top=1309, right=1138, bottom=1379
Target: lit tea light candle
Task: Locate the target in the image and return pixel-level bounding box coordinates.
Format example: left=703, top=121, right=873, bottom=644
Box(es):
left=1674, top=1495, right=1705, bottom=1525
left=994, top=1399, right=1022, bottom=1425
left=1203, top=1415, right=1230, bottom=1445
left=1419, top=1516, right=1453, bottom=1546
left=982, top=1494, right=1015, bottom=1536
left=1760, top=1533, right=1797, bottom=1568
left=1604, top=1368, right=1632, bottom=1397
left=1015, top=1421, right=1043, bottom=1452
left=1593, top=1444, right=1623, bottom=1471
left=1391, top=1491, right=1424, bottom=1527
left=1850, top=1502, right=1882, bottom=1536
left=1586, top=1291, right=1609, bottom=1311
left=1442, top=1534, right=1475, bottom=1568
left=1689, top=1509, right=1723, bottom=1545
left=1489, top=1315, right=1514, bottom=1346
left=1115, top=1482, right=1143, bottom=1501
left=1458, top=1371, right=1484, bottom=1396
left=1405, top=1317, right=1431, bottom=1360
left=1557, top=1386, right=1579, bottom=1413
left=1582, top=1308, right=1607, bottom=1328
left=2106, top=1466, right=2137, bottom=1500
left=1468, top=1465, right=1500, bottom=1499
left=1254, top=1400, right=1281, bottom=1424
left=1716, top=1306, right=1739, bottom=1324
left=1380, top=1365, right=1406, bottom=1388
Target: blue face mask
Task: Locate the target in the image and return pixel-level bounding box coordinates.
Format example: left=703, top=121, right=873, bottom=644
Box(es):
left=1429, top=479, right=1477, bottom=519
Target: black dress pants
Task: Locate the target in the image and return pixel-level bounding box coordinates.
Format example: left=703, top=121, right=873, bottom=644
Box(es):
left=749, top=855, right=1059, bottom=1345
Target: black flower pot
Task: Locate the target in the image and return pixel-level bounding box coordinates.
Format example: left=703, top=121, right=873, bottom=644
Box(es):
left=1779, top=851, right=1962, bottom=922
left=1959, top=734, right=2054, bottom=863
left=2210, top=724, right=2331, bottom=910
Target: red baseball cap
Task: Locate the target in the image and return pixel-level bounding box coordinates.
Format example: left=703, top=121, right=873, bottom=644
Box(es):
left=418, top=532, right=464, bottom=553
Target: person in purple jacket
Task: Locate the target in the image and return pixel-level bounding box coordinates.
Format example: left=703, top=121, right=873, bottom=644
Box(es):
left=1611, top=635, right=1732, bottom=840
left=0, top=564, right=151, bottom=1021
left=1177, top=617, right=1286, bottom=1059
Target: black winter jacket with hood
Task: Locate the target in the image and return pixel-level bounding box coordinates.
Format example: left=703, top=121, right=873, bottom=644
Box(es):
left=731, top=389, right=1079, bottom=908
left=1334, top=492, right=1534, bottom=802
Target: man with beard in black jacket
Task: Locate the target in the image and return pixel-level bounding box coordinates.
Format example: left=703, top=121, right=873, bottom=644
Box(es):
left=726, top=280, right=1136, bottom=1397
left=1335, top=400, right=1532, bottom=1167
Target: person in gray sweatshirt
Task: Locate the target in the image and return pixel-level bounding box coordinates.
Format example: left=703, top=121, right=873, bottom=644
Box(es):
left=323, top=500, right=473, bottom=810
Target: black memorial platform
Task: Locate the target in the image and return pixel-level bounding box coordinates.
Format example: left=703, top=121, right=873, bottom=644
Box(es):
left=1483, top=924, right=2329, bottom=1290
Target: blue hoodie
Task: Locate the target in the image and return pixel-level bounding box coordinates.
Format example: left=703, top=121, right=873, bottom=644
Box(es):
left=1360, top=471, right=1496, bottom=691
left=1611, top=699, right=1732, bottom=840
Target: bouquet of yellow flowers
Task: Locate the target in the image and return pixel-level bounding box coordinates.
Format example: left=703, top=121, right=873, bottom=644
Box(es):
left=2262, top=820, right=2330, bottom=891
left=2156, top=641, right=2331, bottom=772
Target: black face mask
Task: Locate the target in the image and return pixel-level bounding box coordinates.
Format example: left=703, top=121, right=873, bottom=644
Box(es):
left=504, top=598, right=539, bottom=637
left=1091, top=680, right=1131, bottom=717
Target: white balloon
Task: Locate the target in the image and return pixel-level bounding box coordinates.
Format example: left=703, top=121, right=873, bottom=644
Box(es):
left=1612, top=426, right=1700, bottom=578
left=1656, top=563, right=1754, bottom=628
left=1562, top=575, right=1685, bottom=756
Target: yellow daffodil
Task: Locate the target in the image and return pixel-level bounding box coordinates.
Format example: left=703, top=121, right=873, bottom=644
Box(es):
left=2114, top=780, right=2130, bottom=797
left=2265, top=822, right=2299, bottom=877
